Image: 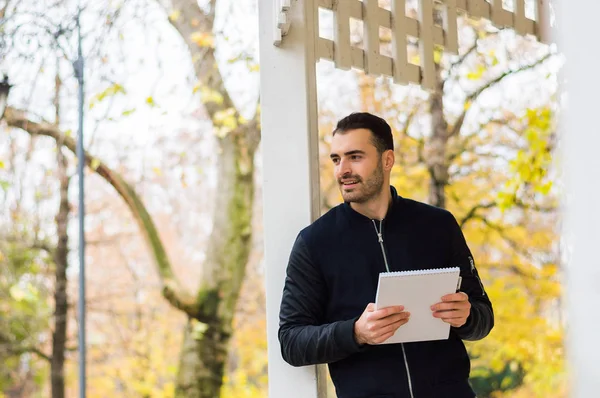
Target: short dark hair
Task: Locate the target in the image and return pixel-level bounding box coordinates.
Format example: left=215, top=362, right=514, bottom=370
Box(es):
left=333, top=112, right=394, bottom=154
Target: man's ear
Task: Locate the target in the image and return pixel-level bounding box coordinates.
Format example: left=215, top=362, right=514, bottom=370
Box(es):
left=384, top=150, right=395, bottom=171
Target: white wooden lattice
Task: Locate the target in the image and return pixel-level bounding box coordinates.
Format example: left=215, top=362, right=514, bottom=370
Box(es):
left=274, top=0, right=293, bottom=46
left=274, top=0, right=552, bottom=90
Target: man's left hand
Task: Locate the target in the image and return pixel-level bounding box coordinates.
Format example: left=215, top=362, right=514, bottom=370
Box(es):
left=431, top=292, right=471, bottom=328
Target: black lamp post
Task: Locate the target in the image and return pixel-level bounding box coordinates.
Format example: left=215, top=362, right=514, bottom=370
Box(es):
left=0, top=75, right=12, bottom=119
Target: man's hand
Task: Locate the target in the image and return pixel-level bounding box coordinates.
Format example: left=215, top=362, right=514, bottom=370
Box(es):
left=431, top=292, right=471, bottom=327
left=353, top=303, right=410, bottom=345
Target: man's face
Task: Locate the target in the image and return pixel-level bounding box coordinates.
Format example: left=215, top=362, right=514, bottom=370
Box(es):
left=330, top=128, right=385, bottom=203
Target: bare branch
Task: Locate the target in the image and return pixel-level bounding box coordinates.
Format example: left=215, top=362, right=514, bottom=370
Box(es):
left=166, top=0, right=235, bottom=121
left=472, top=215, right=542, bottom=264
left=446, top=30, right=503, bottom=84
left=0, top=331, right=51, bottom=362
left=31, top=241, right=53, bottom=253
left=0, top=0, right=13, bottom=19
left=3, top=106, right=202, bottom=319
left=446, top=42, right=478, bottom=82
left=459, top=202, right=496, bottom=228
left=449, top=51, right=554, bottom=138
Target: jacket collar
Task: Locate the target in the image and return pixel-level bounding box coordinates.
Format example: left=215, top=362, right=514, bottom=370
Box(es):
left=342, top=186, right=401, bottom=222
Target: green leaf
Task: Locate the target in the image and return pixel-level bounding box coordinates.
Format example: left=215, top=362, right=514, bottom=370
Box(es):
left=90, top=158, right=101, bottom=171
left=191, top=319, right=208, bottom=340
left=89, top=83, right=126, bottom=109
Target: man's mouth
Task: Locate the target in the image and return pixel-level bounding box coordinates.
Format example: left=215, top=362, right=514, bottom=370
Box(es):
left=341, top=179, right=360, bottom=188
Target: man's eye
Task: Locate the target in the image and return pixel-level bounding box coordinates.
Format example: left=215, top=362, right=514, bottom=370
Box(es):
left=332, top=158, right=339, bottom=164
left=351, top=155, right=361, bottom=160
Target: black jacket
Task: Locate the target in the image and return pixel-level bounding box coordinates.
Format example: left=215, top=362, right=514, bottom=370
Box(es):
left=278, top=187, right=494, bottom=398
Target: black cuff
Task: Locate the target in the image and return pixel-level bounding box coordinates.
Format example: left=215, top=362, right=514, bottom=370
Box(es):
left=334, top=317, right=366, bottom=355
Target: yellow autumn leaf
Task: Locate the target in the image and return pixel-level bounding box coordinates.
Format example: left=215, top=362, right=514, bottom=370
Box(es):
left=190, top=32, right=214, bottom=48
left=168, top=9, right=181, bottom=22
left=199, top=86, right=224, bottom=105
left=213, top=108, right=238, bottom=133
left=90, top=157, right=101, bottom=171
left=89, top=83, right=126, bottom=109
left=466, top=64, right=486, bottom=80
left=146, top=96, right=157, bottom=107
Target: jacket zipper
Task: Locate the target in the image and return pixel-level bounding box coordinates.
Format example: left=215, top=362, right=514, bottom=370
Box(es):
left=371, top=219, right=415, bottom=398
left=469, top=256, right=486, bottom=295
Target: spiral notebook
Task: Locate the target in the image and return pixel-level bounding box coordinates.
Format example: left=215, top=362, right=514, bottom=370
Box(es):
left=375, top=267, right=461, bottom=344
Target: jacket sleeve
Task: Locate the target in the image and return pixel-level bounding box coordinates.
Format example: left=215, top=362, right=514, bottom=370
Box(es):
left=446, top=213, right=494, bottom=341
left=278, top=234, right=364, bottom=367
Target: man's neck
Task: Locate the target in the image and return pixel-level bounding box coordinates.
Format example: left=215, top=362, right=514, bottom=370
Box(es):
left=350, top=187, right=392, bottom=220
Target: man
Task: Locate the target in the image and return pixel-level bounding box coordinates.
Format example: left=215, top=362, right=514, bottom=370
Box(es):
left=278, top=112, right=494, bottom=398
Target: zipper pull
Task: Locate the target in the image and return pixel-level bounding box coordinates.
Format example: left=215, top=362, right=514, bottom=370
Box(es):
left=377, top=233, right=383, bottom=243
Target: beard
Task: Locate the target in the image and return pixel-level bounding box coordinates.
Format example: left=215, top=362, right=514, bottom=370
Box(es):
left=338, top=160, right=385, bottom=204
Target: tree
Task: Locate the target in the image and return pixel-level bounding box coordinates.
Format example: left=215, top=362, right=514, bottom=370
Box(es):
left=0, top=239, right=52, bottom=396
left=3, top=0, right=261, bottom=396
left=131, top=1, right=261, bottom=396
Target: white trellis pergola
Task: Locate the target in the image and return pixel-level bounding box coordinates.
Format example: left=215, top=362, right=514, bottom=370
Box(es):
left=258, top=1, right=598, bottom=397
left=273, top=0, right=550, bottom=88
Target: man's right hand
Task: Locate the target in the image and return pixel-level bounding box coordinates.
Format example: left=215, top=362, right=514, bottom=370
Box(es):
left=353, top=303, right=410, bottom=345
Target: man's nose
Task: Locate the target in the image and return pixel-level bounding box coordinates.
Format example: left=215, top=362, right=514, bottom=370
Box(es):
left=338, top=158, right=351, bottom=176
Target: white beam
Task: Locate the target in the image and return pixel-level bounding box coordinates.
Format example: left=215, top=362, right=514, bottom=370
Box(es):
left=258, top=0, right=322, bottom=397
left=558, top=1, right=600, bottom=397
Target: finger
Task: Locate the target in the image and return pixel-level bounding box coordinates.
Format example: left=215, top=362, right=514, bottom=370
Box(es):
left=445, top=319, right=467, bottom=327
left=372, top=311, right=411, bottom=330
left=375, top=317, right=409, bottom=339
left=373, top=330, right=396, bottom=344
left=431, top=301, right=470, bottom=312
left=378, top=312, right=410, bottom=329
left=366, top=303, right=376, bottom=312
left=367, top=305, right=405, bottom=321
left=441, top=292, right=469, bottom=302
left=433, top=310, right=467, bottom=320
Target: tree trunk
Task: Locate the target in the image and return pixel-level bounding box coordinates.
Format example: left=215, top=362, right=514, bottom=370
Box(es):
left=51, top=67, right=68, bottom=398
left=165, top=1, right=259, bottom=396
left=176, top=318, right=228, bottom=397
left=51, top=145, right=68, bottom=398
left=175, top=128, right=257, bottom=398
left=426, top=63, right=449, bottom=208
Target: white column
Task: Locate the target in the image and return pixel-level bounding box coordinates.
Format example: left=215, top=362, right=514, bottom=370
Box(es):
left=558, top=2, right=600, bottom=397
left=258, top=1, right=322, bottom=397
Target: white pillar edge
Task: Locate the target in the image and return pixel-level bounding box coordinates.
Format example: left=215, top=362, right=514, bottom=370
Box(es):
left=258, top=0, right=323, bottom=397
left=558, top=1, right=600, bottom=396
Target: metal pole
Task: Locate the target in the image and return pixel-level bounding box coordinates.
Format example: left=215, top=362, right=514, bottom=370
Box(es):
left=74, top=4, right=86, bottom=398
